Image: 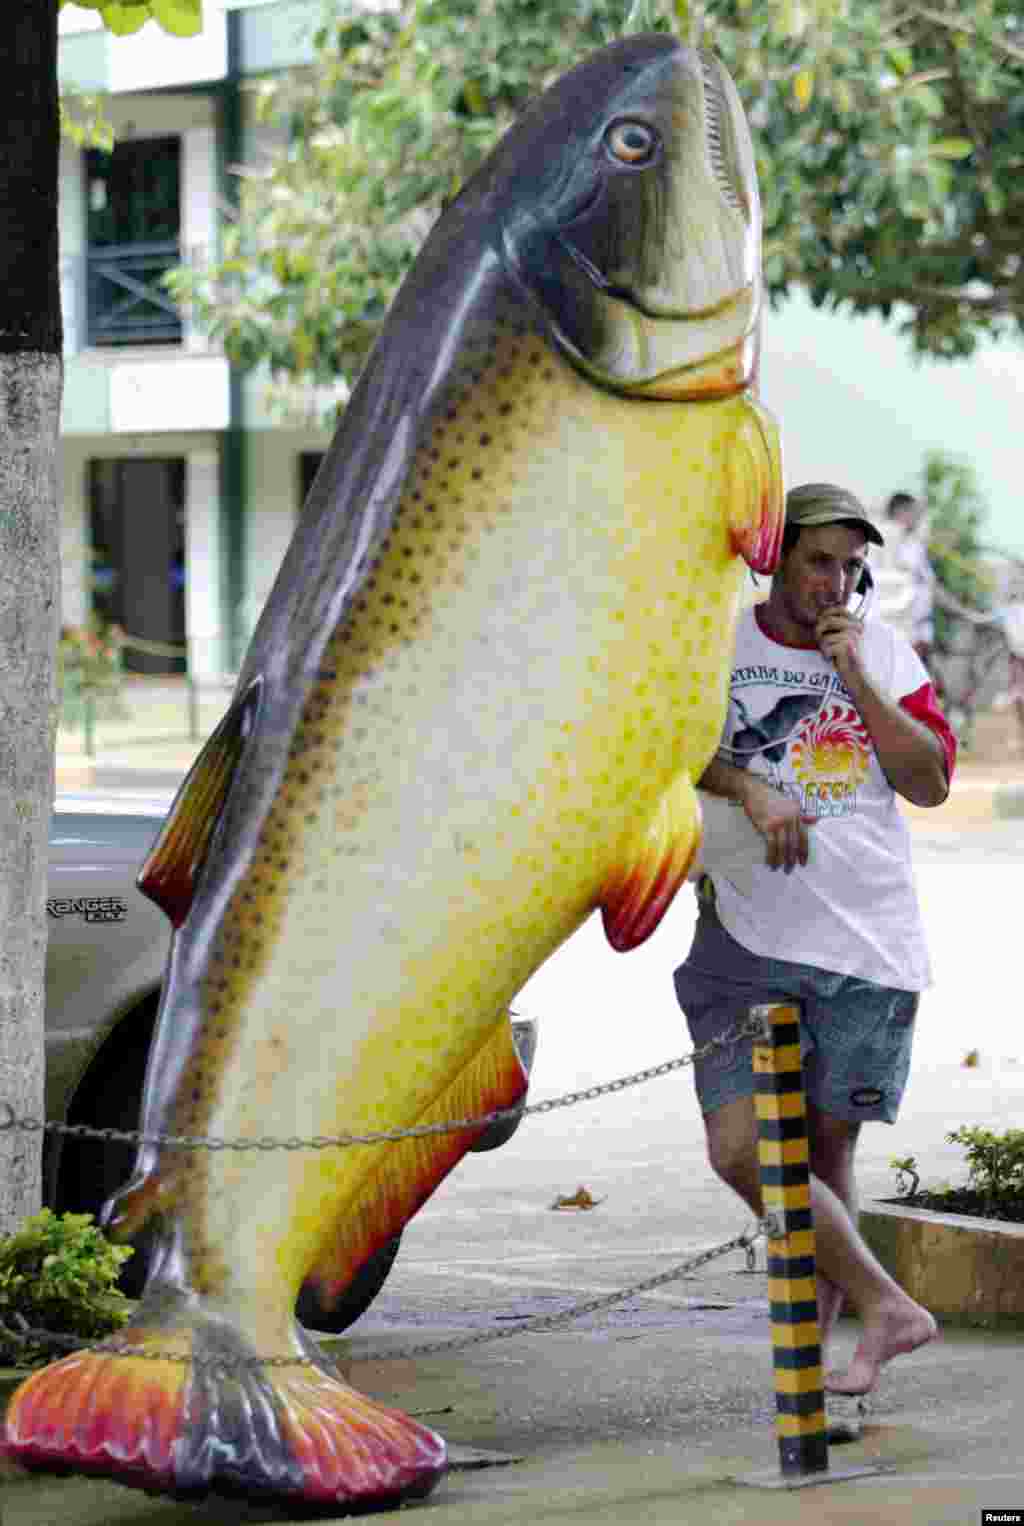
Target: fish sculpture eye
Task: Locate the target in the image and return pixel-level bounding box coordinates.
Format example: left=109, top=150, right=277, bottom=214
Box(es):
left=604, top=118, right=659, bottom=166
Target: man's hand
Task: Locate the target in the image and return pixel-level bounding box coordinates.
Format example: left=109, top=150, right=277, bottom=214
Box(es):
left=737, top=772, right=815, bottom=874
left=815, top=606, right=865, bottom=682
left=813, top=604, right=949, bottom=807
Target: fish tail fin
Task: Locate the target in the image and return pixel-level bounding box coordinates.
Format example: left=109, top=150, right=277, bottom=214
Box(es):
left=2, top=1296, right=445, bottom=1508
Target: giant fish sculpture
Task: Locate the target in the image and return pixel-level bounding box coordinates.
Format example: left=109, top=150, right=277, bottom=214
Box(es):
left=4, top=33, right=783, bottom=1511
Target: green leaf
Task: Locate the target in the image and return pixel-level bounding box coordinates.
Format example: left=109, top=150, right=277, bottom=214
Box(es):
left=60, top=0, right=202, bottom=38
left=929, top=137, right=974, bottom=160
left=913, top=84, right=945, bottom=119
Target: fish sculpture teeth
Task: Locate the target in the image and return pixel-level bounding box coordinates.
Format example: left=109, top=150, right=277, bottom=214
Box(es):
left=3, top=32, right=783, bottom=1510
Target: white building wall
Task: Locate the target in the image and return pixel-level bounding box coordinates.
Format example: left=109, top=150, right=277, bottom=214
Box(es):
left=59, top=446, right=90, bottom=632
left=238, top=432, right=328, bottom=644
left=181, top=125, right=219, bottom=354
left=108, top=356, right=230, bottom=435
left=185, top=449, right=224, bottom=679
left=58, top=144, right=86, bottom=358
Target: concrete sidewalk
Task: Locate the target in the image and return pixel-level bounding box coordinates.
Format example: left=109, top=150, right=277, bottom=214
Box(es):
left=3, top=1302, right=1024, bottom=1524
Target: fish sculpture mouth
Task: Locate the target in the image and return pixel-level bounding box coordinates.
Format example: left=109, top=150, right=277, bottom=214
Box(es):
left=551, top=274, right=760, bottom=401
left=504, top=44, right=763, bottom=401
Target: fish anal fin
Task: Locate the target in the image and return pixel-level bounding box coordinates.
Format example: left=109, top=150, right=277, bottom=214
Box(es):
left=724, top=396, right=785, bottom=575
left=305, top=1016, right=527, bottom=1310
left=137, top=684, right=259, bottom=927
left=600, top=775, right=702, bottom=951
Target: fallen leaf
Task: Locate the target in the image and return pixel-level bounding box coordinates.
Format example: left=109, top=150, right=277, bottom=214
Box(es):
left=550, top=1185, right=605, bottom=1211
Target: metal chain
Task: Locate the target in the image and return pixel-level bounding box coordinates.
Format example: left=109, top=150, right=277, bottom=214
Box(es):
left=379, top=1223, right=768, bottom=1364
left=0, top=1016, right=764, bottom=1154
left=0, top=1016, right=771, bottom=1374
left=0, top=1220, right=769, bottom=1373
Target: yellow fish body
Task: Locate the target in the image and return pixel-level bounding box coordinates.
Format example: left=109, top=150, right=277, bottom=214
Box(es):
left=4, top=34, right=782, bottom=1510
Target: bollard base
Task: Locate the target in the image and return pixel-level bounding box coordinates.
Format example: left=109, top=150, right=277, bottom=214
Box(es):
left=730, top=1462, right=885, bottom=1489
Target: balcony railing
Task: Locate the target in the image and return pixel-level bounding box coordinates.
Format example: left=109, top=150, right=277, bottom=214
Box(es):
left=85, top=239, right=183, bottom=347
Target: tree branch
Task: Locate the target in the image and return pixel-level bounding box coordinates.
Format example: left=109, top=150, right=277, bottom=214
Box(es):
left=830, top=274, right=1022, bottom=315
left=906, top=5, right=1024, bottom=65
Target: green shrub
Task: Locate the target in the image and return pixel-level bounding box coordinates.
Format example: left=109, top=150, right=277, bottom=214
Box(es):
left=946, top=1125, right=1024, bottom=1210
left=57, top=619, right=127, bottom=731
left=0, top=1210, right=133, bottom=1369
left=891, top=1126, right=1024, bottom=1224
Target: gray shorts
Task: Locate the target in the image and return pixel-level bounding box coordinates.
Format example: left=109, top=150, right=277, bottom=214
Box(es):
left=673, top=893, right=918, bottom=1125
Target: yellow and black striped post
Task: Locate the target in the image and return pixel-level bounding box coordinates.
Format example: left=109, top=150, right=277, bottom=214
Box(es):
left=751, top=1001, right=828, bottom=1480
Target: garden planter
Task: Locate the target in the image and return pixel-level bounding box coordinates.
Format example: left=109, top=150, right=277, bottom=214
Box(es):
left=861, top=1201, right=1024, bottom=1330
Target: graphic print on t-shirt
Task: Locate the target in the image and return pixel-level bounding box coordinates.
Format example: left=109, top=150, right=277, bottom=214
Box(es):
left=724, top=665, right=872, bottom=820
left=790, top=698, right=871, bottom=818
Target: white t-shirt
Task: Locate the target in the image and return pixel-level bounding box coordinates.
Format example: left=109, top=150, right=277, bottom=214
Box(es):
left=708, top=608, right=933, bottom=992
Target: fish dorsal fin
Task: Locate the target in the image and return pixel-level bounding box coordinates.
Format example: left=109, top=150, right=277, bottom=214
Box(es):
left=137, top=682, right=261, bottom=927
left=599, top=773, right=702, bottom=951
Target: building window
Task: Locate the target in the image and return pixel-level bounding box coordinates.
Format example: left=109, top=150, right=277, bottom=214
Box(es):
left=90, top=457, right=187, bottom=675
left=85, top=136, right=182, bottom=347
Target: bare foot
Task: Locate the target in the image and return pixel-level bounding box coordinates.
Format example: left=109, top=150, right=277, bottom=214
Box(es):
left=824, top=1300, right=937, bottom=1395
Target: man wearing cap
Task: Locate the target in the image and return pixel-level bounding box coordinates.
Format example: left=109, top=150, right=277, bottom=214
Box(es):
left=674, top=482, right=957, bottom=1395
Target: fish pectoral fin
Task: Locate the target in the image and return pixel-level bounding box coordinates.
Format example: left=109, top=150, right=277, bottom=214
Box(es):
left=723, top=396, right=785, bottom=575
left=599, top=775, right=702, bottom=951
left=137, top=680, right=262, bottom=927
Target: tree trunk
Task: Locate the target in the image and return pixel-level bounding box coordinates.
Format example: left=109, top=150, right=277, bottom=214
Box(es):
left=0, top=1, right=62, bottom=1237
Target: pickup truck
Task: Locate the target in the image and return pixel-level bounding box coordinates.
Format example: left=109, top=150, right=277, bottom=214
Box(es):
left=44, top=791, right=535, bottom=1327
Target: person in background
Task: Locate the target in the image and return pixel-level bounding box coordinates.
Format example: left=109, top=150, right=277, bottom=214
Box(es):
left=675, top=482, right=957, bottom=1397
left=997, top=565, right=1024, bottom=756
left=884, top=491, right=936, bottom=670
